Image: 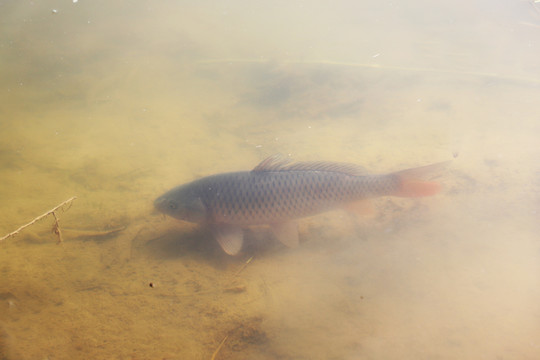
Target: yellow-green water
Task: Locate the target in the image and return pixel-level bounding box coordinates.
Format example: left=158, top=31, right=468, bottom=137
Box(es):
left=1, top=1, right=539, bottom=359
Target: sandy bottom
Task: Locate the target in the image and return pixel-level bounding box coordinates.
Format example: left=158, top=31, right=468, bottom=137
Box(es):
left=0, top=60, right=539, bottom=360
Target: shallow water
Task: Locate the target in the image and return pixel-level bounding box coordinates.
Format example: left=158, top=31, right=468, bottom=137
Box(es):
left=0, top=1, right=539, bottom=359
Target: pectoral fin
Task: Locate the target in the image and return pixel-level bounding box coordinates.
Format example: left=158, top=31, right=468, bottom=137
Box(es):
left=270, top=221, right=299, bottom=248
left=211, top=224, right=244, bottom=255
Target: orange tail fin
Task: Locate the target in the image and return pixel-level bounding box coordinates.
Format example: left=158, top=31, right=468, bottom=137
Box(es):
left=390, top=161, right=450, bottom=198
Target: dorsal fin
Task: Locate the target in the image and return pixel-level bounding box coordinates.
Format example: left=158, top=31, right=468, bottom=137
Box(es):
left=251, top=154, right=292, bottom=172
left=252, top=154, right=368, bottom=176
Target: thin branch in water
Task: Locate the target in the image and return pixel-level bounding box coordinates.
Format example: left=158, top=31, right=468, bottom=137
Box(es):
left=198, top=58, right=540, bottom=86
left=0, top=196, right=77, bottom=243
left=51, top=211, right=63, bottom=243
left=210, top=335, right=228, bottom=360
left=62, top=227, right=125, bottom=239
left=234, top=256, right=254, bottom=277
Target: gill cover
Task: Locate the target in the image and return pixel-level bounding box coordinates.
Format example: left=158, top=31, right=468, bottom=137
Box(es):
left=154, top=184, right=207, bottom=223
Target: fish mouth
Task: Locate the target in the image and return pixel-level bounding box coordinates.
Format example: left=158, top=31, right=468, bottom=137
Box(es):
left=153, top=196, right=167, bottom=212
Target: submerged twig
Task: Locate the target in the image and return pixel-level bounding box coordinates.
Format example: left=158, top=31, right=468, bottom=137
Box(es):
left=234, top=256, right=254, bottom=277
left=61, top=227, right=125, bottom=239
left=210, top=335, right=228, bottom=360
left=222, top=256, right=254, bottom=294
left=0, top=196, right=77, bottom=243
left=51, top=211, right=63, bottom=243
left=199, top=58, right=540, bottom=85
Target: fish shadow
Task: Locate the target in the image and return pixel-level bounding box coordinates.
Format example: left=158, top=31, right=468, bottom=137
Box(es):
left=141, top=227, right=221, bottom=260
left=139, top=225, right=281, bottom=267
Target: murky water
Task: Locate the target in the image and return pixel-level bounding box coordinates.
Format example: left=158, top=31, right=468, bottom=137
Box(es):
left=1, top=1, right=539, bottom=359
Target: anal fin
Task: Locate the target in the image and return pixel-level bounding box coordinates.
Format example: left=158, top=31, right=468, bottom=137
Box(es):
left=343, top=199, right=375, bottom=219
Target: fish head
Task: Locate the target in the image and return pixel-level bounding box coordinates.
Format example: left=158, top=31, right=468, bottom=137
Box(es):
left=154, top=184, right=207, bottom=223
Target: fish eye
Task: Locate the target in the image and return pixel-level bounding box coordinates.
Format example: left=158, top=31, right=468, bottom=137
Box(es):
left=168, top=201, right=178, bottom=210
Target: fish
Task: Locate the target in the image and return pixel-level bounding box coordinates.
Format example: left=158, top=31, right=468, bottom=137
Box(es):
left=154, top=155, right=448, bottom=255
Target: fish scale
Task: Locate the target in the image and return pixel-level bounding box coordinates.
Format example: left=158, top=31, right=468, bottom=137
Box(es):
left=169, top=169, right=395, bottom=225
